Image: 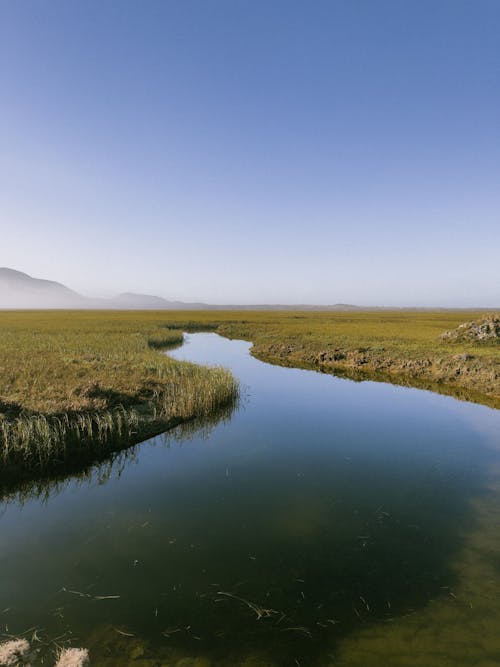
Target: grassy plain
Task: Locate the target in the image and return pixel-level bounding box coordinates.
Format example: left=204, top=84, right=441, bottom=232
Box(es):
left=0, top=309, right=498, bottom=476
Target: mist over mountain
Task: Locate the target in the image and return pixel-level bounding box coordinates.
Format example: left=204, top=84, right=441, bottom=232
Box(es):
left=111, top=292, right=208, bottom=310
left=0, top=268, right=85, bottom=309
left=0, top=267, right=365, bottom=310
left=0, top=268, right=201, bottom=309
left=1, top=267, right=495, bottom=312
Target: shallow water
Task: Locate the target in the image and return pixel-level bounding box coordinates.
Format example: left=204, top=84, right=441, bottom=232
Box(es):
left=1, top=333, right=500, bottom=666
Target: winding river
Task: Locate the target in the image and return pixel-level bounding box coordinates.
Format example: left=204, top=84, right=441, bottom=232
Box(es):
left=1, top=333, right=500, bottom=666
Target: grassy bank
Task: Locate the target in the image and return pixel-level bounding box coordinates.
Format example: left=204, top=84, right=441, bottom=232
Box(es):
left=1, top=309, right=498, bottom=477
left=0, top=311, right=238, bottom=474
left=214, top=311, right=500, bottom=409
left=146, top=309, right=499, bottom=409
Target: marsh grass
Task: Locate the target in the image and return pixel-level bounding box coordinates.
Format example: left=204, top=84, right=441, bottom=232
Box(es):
left=1, top=308, right=499, bottom=475
left=137, top=309, right=500, bottom=408
left=0, top=398, right=236, bottom=506
left=0, top=312, right=238, bottom=474
left=210, top=310, right=500, bottom=408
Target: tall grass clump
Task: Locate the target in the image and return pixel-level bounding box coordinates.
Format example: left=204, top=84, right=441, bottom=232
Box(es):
left=0, top=407, right=142, bottom=470
left=0, top=311, right=238, bottom=475
left=156, top=362, right=239, bottom=418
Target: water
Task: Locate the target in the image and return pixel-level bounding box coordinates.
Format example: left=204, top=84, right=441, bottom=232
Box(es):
left=1, top=333, right=500, bottom=666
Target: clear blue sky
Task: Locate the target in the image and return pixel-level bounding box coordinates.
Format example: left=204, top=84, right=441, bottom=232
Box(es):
left=1, top=0, right=499, bottom=306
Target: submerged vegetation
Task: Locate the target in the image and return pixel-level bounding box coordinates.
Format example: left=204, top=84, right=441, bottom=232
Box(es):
left=0, top=311, right=238, bottom=474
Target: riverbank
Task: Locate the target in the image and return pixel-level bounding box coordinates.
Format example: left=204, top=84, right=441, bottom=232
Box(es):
left=1, top=309, right=498, bottom=479
left=214, top=311, right=500, bottom=410
left=0, top=312, right=238, bottom=476
left=151, top=309, right=499, bottom=410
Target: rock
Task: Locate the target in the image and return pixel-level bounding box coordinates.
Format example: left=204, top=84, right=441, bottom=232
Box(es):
left=441, top=316, right=500, bottom=343
left=55, top=648, right=89, bottom=667
left=0, top=639, right=31, bottom=666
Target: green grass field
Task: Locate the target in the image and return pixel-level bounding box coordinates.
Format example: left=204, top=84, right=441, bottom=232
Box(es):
left=0, top=309, right=498, bottom=476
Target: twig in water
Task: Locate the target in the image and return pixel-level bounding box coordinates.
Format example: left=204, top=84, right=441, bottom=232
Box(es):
left=61, top=588, right=91, bottom=599
left=93, top=595, right=120, bottom=600
left=216, top=591, right=278, bottom=620
left=162, top=628, right=182, bottom=638
left=113, top=628, right=135, bottom=637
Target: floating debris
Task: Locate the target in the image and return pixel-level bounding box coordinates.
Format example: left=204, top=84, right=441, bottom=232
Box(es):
left=216, top=591, right=278, bottom=620
left=93, top=595, right=120, bottom=601
left=61, top=588, right=119, bottom=601
left=113, top=628, right=135, bottom=637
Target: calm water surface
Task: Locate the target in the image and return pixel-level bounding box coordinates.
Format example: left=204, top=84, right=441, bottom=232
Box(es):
left=1, top=333, right=500, bottom=666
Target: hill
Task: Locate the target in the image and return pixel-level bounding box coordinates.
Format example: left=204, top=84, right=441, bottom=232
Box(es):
left=0, top=268, right=83, bottom=308
left=0, top=267, right=403, bottom=311
left=0, top=267, right=363, bottom=310
left=0, top=268, right=200, bottom=309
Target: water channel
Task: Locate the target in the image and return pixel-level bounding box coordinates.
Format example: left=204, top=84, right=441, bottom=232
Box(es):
left=1, top=333, right=500, bottom=666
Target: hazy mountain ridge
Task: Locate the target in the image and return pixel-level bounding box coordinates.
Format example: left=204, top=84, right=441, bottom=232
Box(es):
left=0, top=267, right=80, bottom=295
left=0, top=268, right=364, bottom=310
left=0, top=268, right=197, bottom=310
left=111, top=292, right=207, bottom=309
left=3, top=267, right=489, bottom=311
left=0, top=268, right=84, bottom=308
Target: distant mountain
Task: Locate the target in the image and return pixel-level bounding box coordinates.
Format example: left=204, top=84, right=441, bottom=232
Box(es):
left=109, top=292, right=209, bottom=310
left=0, top=267, right=84, bottom=308
left=0, top=268, right=203, bottom=309
left=219, top=303, right=362, bottom=311
left=0, top=267, right=364, bottom=311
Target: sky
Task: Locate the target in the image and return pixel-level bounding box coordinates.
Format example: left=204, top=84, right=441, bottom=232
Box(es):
left=1, top=0, right=499, bottom=306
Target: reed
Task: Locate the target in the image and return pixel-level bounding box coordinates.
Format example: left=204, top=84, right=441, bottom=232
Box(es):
left=0, top=311, right=238, bottom=474
left=1, top=308, right=498, bottom=476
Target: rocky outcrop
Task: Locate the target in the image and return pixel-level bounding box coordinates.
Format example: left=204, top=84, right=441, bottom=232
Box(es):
left=440, top=316, right=500, bottom=343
